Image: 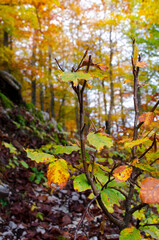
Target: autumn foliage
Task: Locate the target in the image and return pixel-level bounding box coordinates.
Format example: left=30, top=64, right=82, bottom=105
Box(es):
left=0, top=0, right=159, bottom=239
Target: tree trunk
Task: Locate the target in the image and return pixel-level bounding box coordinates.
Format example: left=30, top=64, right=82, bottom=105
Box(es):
left=40, top=83, right=44, bottom=111
left=101, top=80, right=109, bottom=131
left=31, top=35, right=36, bottom=106
left=48, top=46, right=55, bottom=118
left=108, top=25, right=114, bottom=134
left=75, top=95, right=80, bottom=134
left=58, top=94, right=66, bottom=122
left=3, top=31, right=9, bottom=47
left=31, top=80, right=36, bottom=106
left=120, top=85, right=125, bottom=128
left=137, top=87, right=142, bottom=114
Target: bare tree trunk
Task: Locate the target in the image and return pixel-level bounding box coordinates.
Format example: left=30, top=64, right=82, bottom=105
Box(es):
left=3, top=31, right=9, bottom=47
left=75, top=95, right=80, bottom=134
left=101, top=81, right=109, bottom=131
left=108, top=25, right=114, bottom=134
left=58, top=94, right=66, bottom=122
left=48, top=46, right=55, bottom=118
left=31, top=80, right=36, bottom=106
left=97, top=88, right=101, bottom=127
left=120, top=85, right=125, bottom=128
left=40, top=83, right=44, bottom=111
left=137, top=87, right=142, bottom=114
left=31, top=32, right=37, bottom=106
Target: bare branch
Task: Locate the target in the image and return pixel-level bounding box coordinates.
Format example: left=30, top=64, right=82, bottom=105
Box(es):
left=74, top=195, right=98, bottom=240
left=129, top=203, right=148, bottom=214
left=139, top=134, right=156, bottom=160
left=54, top=58, right=65, bottom=72
left=75, top=48, right=89, bottom=72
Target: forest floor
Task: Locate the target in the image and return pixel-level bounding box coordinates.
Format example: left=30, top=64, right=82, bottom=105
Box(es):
left=0, top=99, right=120, bottom=240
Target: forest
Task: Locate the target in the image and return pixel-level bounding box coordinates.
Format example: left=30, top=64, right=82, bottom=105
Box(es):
left=0, top=0, right=159, bottom=239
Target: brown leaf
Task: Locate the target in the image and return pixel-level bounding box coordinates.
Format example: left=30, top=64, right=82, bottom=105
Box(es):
left=94, top=63, right=109, bottom=72
left=80, top=60, right=108, bottom=72
left=140, top=177, right=159, bottom=204
left=138, top=112, right=154, bottom=126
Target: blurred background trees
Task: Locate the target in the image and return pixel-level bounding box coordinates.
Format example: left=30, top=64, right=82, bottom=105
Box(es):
left=0, top=0, right=158, bottom=134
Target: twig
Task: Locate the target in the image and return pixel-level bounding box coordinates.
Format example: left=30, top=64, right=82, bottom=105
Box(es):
left=86, top=55, right=92, bottom=73
left=91, top=150, right=97, bottom=179
left=137, top=100, right=159, bottom=129
left=74, top=195, right=98, bottom=240
left=132, top=52, right=141, bottom=158
left=140, top=223, right=159, bottom=228
left=138, top=134, right=156, bottom=160
left=129, top=203, right=148, bottom=214
left=75, top=48, right=89, bottom=72
left=150, top=157, right=159, bottom=166
left=110, top=187, right=127, bottom=198
left=54, top=58, right=65, bottom=72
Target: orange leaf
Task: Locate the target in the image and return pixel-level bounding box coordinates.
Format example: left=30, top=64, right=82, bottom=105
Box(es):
left=138, top=112, right=154, bottom=126
left=140, top=177, right=159, bottom=204
left=113, top=165, right=133, bottom=182
left=136, top=61, right=148, bottom=68
left=132, top=158, right=139, bottom=166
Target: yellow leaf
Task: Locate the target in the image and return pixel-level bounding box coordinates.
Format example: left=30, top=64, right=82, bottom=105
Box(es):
left=124, top=79, right=133, bottom=84
left=133, top=44, right=139, bottom=65
left=47, top=159, right=70, bottom=189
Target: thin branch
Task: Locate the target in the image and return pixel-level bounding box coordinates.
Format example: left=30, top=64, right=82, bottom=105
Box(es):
left=129, top=203, right=148, bottom=214
left=140, top=223, right=159, bottom=228
left=54, top=58, right=65, bottom=72
left=90, top=118, right=97, bottom=132
left=86, top=55, right=92, bottom=73
left=137, top=100, right=159, bottom=129
left=91, top=150, right=97, bottom=179
left=75, top=48, right=89, bottom=72
left=110, top=187, right=127, bottom=198
left=151, top=100, right=159, bottom=112
left=74, top=195, right=98, bottom=240
left=139, top=134, right=156, bottom=160
left=150, top=157, right=159, bottom=166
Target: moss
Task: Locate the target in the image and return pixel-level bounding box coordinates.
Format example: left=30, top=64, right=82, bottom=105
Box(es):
left=0, top=92, right=14, bottom=109
left=57, top=123, right=63, bottom=132
left=16, top=114, right=26, bottom=126
left=25, top=102, right=35, bottom=112
left=35, top=110, right=44, bottom=123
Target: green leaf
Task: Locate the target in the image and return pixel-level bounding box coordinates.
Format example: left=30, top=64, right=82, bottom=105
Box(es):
left=53, top=145, right=80, bottom=155
left=36, top=212, right=44, bottom=221
left=59, top=71, right=92, bottom=86
left=140, top=226, right=159, bottom=239
left=90, top=69, right=108, bottom=80
left=2, top=142, right=17, bottom=154
left=101, top=188, right=124, bottom=213
left=87, top=132, right=113, bottom=151
left=119, top=227, right=141, bottom=240
left=26, top=149, right=55, bottom=163
left=90, top=163, right=109, bottom=185
left=73, top=173, right=91, bottom=192
left=20, top=160, right=29, bottom=169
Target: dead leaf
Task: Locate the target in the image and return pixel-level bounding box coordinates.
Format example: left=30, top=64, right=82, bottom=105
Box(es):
left=136, top=61, right=148, bottom=68
left=140, top=177, right=159, bottom=204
